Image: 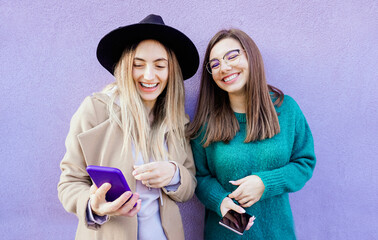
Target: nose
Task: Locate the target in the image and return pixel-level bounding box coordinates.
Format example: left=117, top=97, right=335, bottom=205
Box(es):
left=143, top=65, right=154, bottom=80
left=220, top=59, right=232, bottom=72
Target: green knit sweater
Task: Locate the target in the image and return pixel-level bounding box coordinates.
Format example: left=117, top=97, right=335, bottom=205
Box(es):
left=191, top=95, right=316, bottom=240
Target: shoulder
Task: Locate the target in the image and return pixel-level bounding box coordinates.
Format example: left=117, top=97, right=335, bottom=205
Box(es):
left=190, top=123, right=208, bottom=146
left=77, top=92, right=108, bottom=115
left=71, top=92, right=116, bottom=128
left=277, top=95, right=310, bottom=128
left=277, top=95, right=302, bottom=114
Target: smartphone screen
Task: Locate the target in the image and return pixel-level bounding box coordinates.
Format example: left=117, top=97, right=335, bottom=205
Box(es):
left=86, top=165, right=132, bottom=202
left=219, top=210, right=252, bottom=235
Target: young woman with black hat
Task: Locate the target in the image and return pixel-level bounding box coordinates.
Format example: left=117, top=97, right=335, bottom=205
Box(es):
left=58, top=14, right=199, bottom=239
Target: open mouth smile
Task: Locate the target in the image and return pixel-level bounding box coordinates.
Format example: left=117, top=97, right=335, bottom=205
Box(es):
left=140, top=82, right=158, bottom=88
left=139, top=82, right=159, bottom=92
left=223, top=73, right=239, bottom=83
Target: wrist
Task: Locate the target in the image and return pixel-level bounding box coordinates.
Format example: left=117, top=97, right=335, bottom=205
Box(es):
left=220, top=197, right=231, bottom=216
left=90, top=201, right=104, bottom=217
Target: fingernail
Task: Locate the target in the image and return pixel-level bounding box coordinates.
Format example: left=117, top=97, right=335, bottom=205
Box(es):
left=132, top=170, right=136, bottom=176
left=240, top=208, right=246, bottom=213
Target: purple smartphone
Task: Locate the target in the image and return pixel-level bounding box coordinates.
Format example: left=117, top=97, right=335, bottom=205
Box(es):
left=86, top=165, right=133, bottom=203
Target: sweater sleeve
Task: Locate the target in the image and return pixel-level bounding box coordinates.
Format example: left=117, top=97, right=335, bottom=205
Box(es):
left=254, top=100, right=316, bottom=200
left=191, top=136, right=230, bottom=217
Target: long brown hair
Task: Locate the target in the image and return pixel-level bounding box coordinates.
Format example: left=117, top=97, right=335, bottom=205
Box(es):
left=187, top=29, right=284, bottom=147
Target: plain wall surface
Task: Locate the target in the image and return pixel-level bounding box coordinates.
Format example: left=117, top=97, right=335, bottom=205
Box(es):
left=1, top=1, right=377, bottom=239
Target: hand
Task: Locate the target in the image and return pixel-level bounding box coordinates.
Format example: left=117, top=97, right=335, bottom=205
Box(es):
left=132, top=161, right=176, bottom=188
left=228, top=175, right=265, bottom=208
left=220, top=197, right=245, bottom=217
left=245, top=215, right=256, bottom=231
left=220, top=197, right=256, bottom=231
left=89, top=183, right=141, bottom=217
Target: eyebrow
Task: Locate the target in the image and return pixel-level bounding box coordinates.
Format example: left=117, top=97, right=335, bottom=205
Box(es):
left=133, top=57, right=168, bottom=62
left=209, top=49, right=239, bottom=62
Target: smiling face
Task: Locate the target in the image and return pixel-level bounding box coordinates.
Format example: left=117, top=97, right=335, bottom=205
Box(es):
left=132, top=39, right=169, bottom=110
left=209, top=38, right=249, bottom=97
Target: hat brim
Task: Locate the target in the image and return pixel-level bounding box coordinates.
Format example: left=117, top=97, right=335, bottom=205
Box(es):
left=97, top=23, right=199, bottom=80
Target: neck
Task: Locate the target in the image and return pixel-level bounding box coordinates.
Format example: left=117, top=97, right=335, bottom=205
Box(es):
left=143, top=101, right=155, bottom=124
left=228, top=92, right=246, bottom=113
left=143, top=100, right=156, bottom=114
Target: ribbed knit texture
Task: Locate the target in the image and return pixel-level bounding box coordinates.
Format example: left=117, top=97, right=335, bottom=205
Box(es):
left=191, top=95, right=316, bottom=240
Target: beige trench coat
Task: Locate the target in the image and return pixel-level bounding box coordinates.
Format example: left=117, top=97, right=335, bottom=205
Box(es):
left=58, top=93, right=196, bottom=240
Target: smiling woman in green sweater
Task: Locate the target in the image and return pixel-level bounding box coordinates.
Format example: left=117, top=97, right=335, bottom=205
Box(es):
left=188, top=29, right=316, bottom=239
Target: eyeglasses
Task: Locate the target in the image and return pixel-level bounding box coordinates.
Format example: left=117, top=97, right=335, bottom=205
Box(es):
left=206, top=49, right=244, bottom=74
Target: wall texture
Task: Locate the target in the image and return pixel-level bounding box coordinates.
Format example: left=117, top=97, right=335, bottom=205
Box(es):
left=1, top=1, right=377, bottom=239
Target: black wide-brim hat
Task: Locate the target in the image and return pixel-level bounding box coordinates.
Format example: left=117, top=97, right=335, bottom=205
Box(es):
left=97, top=14, right=199, bottom=80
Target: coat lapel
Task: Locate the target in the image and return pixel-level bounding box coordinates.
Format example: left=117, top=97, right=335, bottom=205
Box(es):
left=76, top=92, right=191, bottom=192
left=77, top=93, right=137, bottom=192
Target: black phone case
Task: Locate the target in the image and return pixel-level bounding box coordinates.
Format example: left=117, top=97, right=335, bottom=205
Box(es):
left=219, top=210, right=252, bottom=235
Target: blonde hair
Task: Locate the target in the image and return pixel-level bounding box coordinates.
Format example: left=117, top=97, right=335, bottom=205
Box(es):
left=103, top=42, right=187, bottom=163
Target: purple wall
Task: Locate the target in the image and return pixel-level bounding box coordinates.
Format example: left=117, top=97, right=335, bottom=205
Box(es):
left=1, top=1, right=377, bottom=239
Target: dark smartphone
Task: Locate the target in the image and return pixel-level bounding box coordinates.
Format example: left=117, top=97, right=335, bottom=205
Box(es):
left=86, top=165, right=133, bottom=203
left=219, top=210, right=252, bottom=235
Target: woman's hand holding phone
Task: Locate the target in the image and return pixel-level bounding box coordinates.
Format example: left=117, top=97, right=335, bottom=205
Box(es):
left=219, top=175, right=263, bottom=233
left=89, top=183, right=141, bottom=217
left=220, top=197, right=255, bottom=231
left=220, top=197, right=245, bottom=217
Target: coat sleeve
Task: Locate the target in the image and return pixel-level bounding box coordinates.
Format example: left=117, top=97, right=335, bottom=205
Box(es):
left=162, top=135, right=197, bottom=203
left=191, top=135, right=230, bottom=217
left=254, top=98, right=316, bottom=200
left=57, top=96, right=100, bottom=229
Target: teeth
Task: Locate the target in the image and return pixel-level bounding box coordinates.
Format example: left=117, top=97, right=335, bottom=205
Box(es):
left=141, top=83, right=158, bottom=88
left=224, top=74, right=238, bottom=82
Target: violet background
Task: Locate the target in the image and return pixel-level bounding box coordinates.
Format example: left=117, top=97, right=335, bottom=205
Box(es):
left=1, top=1, right=377, bottom=239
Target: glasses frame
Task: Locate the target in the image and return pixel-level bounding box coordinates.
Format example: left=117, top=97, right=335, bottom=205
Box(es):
left=206, top=49, right=244, bottom=74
